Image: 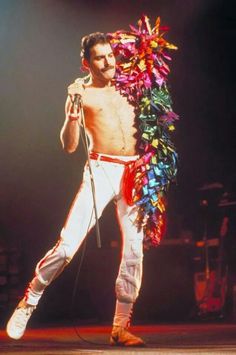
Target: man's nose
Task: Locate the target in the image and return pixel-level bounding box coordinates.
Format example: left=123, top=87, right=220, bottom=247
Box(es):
left=104, top=56, right=111, bottom=66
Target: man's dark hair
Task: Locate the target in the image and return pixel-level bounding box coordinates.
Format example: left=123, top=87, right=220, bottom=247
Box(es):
left=80, top=32, right=110, bottom=61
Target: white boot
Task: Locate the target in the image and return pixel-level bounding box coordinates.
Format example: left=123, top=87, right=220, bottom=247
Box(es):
left=6, top=299, right=36, bottom=340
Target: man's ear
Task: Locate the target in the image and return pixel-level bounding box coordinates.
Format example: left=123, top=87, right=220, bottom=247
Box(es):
left=82, top=58, right=89, bottom=70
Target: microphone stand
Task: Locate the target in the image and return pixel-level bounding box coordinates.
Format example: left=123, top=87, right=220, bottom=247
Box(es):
left=77, top=96, right=101, bottom=248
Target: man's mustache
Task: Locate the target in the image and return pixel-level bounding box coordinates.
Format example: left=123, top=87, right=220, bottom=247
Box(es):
left=101, top=66, right=115, bottom=72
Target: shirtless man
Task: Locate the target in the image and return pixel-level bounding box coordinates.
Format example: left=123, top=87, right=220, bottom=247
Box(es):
left=6, top=32, right=145, bottom=347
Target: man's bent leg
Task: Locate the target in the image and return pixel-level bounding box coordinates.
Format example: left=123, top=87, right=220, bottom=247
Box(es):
left=7, top=162, right=114, bottom=339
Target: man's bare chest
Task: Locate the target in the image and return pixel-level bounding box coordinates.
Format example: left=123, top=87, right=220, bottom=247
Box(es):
left=83, top=89, right=134, bottom=117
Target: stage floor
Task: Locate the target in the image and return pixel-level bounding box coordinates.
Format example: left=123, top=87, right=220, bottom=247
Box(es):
left=1, top=323, right=236, bottom=354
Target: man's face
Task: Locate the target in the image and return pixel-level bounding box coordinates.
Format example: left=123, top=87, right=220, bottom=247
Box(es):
left=86, top=43, right=116, bottom=83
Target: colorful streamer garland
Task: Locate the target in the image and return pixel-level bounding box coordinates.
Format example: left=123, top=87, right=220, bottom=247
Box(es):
left=108, top=15, right=179, bottom=247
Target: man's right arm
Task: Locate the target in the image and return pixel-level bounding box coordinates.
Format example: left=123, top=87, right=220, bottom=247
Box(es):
left=60, top=95, right=81, bottom=153
left=60, top=81, right=85, bottom=153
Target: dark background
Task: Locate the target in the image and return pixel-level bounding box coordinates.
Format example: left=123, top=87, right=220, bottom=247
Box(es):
left=0, top=0, right=235, bottom=322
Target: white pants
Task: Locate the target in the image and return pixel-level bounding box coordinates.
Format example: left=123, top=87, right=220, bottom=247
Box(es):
left=24, top=154, right=144, bottom=327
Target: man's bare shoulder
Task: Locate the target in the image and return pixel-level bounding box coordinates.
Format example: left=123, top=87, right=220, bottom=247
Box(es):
left=67, top=77, right=89, bottom=97
left=68, top=77, right=85, bottom=88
